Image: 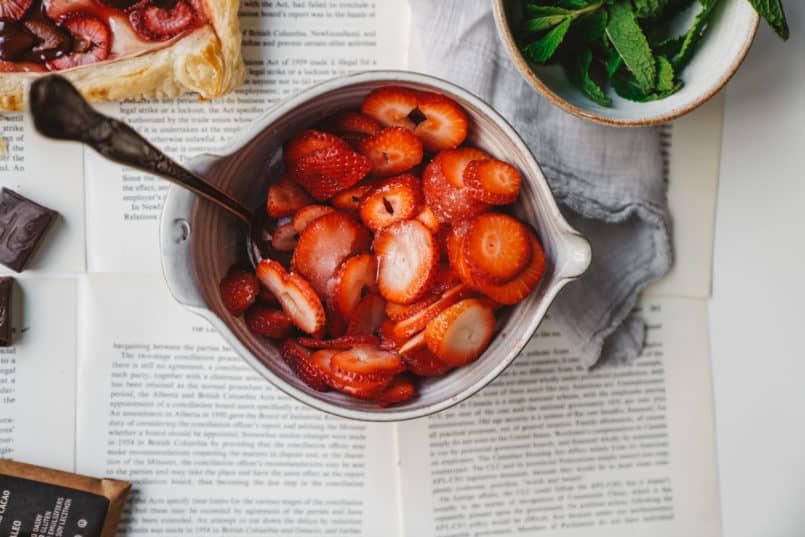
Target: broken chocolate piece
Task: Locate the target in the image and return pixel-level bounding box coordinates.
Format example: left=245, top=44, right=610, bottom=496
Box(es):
left=0, top=188, right=56, bottom=272
left=0, top=277, right=12, bottom=346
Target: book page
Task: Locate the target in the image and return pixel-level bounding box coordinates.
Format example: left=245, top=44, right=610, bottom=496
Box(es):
left=76, top=273, right=399, bottom=536
left=0, top=277, right=77, bottom=471
left=0, top=112, right=86, bottom=274
left=397, top=297, right=720, bottom=537
left=85, top=1, right=410, bottom=274
left=646, top=95, right=723, bottom=299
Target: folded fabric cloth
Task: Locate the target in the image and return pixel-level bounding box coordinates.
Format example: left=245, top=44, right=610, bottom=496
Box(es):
left=408, top=0, right=672, bottom=367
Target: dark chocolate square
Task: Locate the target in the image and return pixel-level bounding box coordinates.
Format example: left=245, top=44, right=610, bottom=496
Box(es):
left=0, top=277, right=12, bottom=347
left=0, top=188, right=56, bottom=272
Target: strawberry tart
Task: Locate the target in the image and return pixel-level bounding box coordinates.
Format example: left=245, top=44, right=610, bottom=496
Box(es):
left=0, top=0, right=243, bottom=110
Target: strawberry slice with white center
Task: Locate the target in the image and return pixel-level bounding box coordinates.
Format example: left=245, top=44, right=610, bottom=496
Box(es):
left=291, top=211, right=371, bottom=299
left=376, top=374, right=417, bottom=407
left=330, top=183, right=374, bottom=216
left=345, top=294, right=386, bottom=336
left=392, top=283, right=470, bottom=340
left=358, top=127, right=423, bottom=177
left=47, top=14, right=110, bottom=70
left=0, top=0, right=32, bottom=20
left=463, top=159, right=522, bottom=205
left=271, top=222, right=299, bottom=252
left=279, top=339, right=330, bottom=392
left=361, top=86, right=418, bottom=130
left=291, top=204, right=335, bottom=234
left=424, top=298, right=495, bottom=367
left=129, top=0, right=195, bottom=42
left=256, top=260, right=326, bottom=335
left=311, top=347, right=394, bottom=399
left=358, top=174, right=422, bottom=232
left=398, top=330, right=427, bottom=355
left=385, top=294, right=439, bottom=322
left=266, top=175, right=313, bottom=218
left=296, top=334, right=380, bottom=349
left=290, top=145, right=372, bottom=201
left=414, top=91, right=469, bottom=152
left=374, top=219, right=439, bottom=305
left=415, top=206, right=440, bottom=234
left=438, top=147, right=490, bottom=188
left=463, top=213, right=533, bottom=284
left=284, top=129, right=351, bottom=168
left=332, top=254, right=378, bottom=319
left=331, top=344, right=405, bottom=382
left=422, top=158, right=489, bottom=223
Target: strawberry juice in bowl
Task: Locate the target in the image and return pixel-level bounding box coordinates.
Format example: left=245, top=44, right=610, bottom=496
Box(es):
left=159, top=70, right=591, bottom=421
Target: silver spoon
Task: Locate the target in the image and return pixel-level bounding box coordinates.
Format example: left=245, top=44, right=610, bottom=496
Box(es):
left=29, top=74, right=278, bottom=267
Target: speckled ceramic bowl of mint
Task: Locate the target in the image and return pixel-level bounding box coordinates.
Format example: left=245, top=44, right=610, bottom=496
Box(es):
left=159, top=70, right=591, bottom=421
left=494, top=0, right=759, bottom=126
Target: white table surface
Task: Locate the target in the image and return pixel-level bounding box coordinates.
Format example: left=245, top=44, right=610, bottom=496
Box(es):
left=710, top=3, right=805, bottom=536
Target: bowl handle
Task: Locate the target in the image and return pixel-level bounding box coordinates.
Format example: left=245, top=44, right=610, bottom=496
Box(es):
left=159, top=185, right=208, bottom=311
left=560, top=231, right=592, bottom=281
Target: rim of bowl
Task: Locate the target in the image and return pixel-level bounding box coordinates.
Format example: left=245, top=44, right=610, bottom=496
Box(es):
left=166, top=70, right=590, bottom=422
left=491, top=0, right=759, bottom=127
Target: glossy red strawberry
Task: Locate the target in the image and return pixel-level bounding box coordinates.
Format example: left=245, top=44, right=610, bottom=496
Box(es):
left=219, top=266, right=259, bottom=316
left=245, top=305, right=293, bottom=339
left=129, top=0, right=196, bottom=41
left=290, top=145, right=372, bottom=201
left=358, top=127, right=423, bottom=177
left=48, top=14, right=111, bottom=70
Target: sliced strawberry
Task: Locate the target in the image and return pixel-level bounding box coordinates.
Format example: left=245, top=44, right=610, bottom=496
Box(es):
left=415, top=206, right=440, bottom=234
left=398, top=331, right=427, bottom=355
left=358, top=174, right=422, bottom=232
left=280, top=339, right=329, bottom=392
left=374, top=219, right=439, bottom=305
left=332, top=254, right=378, bottom=319
left=284, top=129, right=351, bottom=167
left=332, top=345, right=405, bottom=382
left=219, top=266, right=259, bottom=316
left=129, top=0, right=195, bottom=41
left=331, top=183, right=374, bottom=215
left=439, top=148, right=490, bottom=188
left=345, top=294, right=386, bottom=336
left=385, top=294, right=440, bottom=322
left=321, top=111, right=382, bottom=138
left=376, top=374, right=416, bottom=407
left=309, top=349, right=342, bottom=390
left=0, top=0, right=32, bottom=20
left=358, top=127, right=423, bottom=177
left=400, top=347, right=452, bottom=377
left=297, top=334, right=380, bottom=349
left=422, top=159, right=489, bottom=223
left=424, top=298, right=495, bottom=367
left=414, top=91, right=469, bottom=152
left=271, top=222, right=299, bottom=252
left=464, top=159, right=522, bottom=205
left=325, top=299, right=347, bottom=339
left=256, top=260, right=326, bottom=334
left=470, top=230, right=546, bottom=305
left=378, top=319, right=406, bottom=351
left=245, top=305, right=293, bottom=339
left=47, top=14, right=110, bottom=70
left=361, top=86, right=418, bottom=130
left=463, top=213, right=532, bottom=284
left=309, top=348, right=391, bottom=398
left=292, top=204, right=335, bottom=234
left=392, top=284, right=469, bottom=340
left=290, top=145, right=372, bottom=201
left=266, top=175, right=313, bottom=218
left=291, top=212, right=371, bottom=299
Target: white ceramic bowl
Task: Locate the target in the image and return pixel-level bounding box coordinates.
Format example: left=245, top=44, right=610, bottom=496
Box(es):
left=493, top=0, right=759, bottom=126
left=159, top=70, right=591, bottom=421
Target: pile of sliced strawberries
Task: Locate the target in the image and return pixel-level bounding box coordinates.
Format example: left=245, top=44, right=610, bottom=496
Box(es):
left=219, top=86, right=547, bottom=407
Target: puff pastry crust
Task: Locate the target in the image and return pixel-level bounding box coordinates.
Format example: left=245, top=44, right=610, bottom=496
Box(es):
left=0, top=0, right=244, bottom=111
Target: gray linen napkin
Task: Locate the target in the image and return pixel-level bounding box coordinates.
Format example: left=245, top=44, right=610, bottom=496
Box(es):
left=408, top=0, right=672, bottom=367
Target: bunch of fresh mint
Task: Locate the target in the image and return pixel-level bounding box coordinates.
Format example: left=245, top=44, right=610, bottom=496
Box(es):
left=517, top=0, right=789, bottom=106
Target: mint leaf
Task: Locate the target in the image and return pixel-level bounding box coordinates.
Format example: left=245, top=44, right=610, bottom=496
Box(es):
left=521, top=17, right=573, bottom=63
left=612, top=57, right=683, bottom=102
left=633, top=0, right=669, bottom=19
left=671, top=0, right=720, bottom=70
left=565, top=48, right=612, bottom=106
left=606, top=1, right=657, bottom=92
left=655, top=55, right=676, bottom=92
left=747, top=0, right=790, bottom=40
left=606, top=47, right=623, bottom=78
left=522, top=14, right=571, bottom=33
left=523, top=5, right=574, bottom=17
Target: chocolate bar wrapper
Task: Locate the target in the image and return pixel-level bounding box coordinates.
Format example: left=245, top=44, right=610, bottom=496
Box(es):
left=0, top=459, right=130, bottom=537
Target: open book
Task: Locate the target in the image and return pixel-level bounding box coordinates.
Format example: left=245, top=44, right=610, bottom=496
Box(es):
left=0, top=2, right=724, bottom=536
